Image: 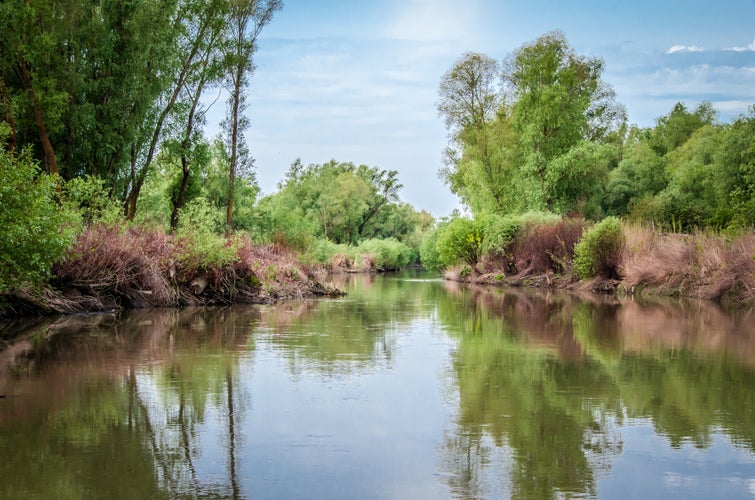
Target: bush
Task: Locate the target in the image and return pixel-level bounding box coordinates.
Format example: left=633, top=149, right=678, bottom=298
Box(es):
left=513, top=217, right=585, bottom=275
left=304, top=238, right=348, bottom=266
left=436, top=217, right=484, bottom=269
left=356, top=238, right=412, bottom=271
left=53, top=225, right=175, bottom=307
left=64, top=175, right=123, bottom=225
left=481, top=214, right=521, bottom=257
left=419, top=225, right=444, bottom=271
left=0, top=145, right=80, bottom=293
left=175, top=197, right=238, bottom=270
left=573, top=217, right=626, bottom=279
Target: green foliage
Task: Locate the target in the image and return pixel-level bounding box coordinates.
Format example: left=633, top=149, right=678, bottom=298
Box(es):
left=175, top=197, right=237, bottom=269
left=253, top=192, right=316, bottom=250
left=481, top=214, right=521, bottom=258
left=604, top=138, right=667, bottom=216
left=356, top=238, right=412, bottom=271
left=257, top=159, right=424, bottom=249
left=573, top=216, right=625, bottom=279
left=304, top=238, right=348, bottom=266
left=438, top=31, right=625, bottom=218
left=64, top=175, right=123, bottom=225
left=0, top=145, right=79, bottom=293
left=436, top=217, right=485, bottom=269
left=650, top=101, right=716, bottom=155
left=714, top=106, right=755, bottom=228
left=419, top=224, right=444, bottom=272
left=544, top=141, right=615, bottom=218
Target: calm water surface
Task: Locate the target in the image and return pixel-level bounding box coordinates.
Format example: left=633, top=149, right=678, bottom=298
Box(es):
left=1, top=271, right=754, bottom=499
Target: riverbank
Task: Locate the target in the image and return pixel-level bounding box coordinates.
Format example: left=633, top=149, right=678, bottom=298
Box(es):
left=0, top=225, right=343, bottom=320
left=443, top=226, right=755, bottom=307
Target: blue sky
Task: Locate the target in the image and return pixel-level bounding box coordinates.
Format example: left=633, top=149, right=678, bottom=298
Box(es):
left=235, top=0, right=755, bottom=217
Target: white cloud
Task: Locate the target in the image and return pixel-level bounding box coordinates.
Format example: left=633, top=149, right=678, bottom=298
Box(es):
left=667, top=44, right=704, bottom=54
left=725, top=38, right=755, bottom=51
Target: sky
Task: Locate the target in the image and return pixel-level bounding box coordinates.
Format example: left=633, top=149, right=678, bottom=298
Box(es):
left=228, top=0, right=755, bottom=217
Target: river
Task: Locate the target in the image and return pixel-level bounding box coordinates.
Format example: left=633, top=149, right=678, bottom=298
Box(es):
left=1, top=271, right=754, bottom=499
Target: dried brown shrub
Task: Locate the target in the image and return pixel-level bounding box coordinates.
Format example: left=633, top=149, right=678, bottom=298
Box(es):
left=330, top=253, right=352, bottom=272
left=53, top=225, right=175, bottom=307
left=512, top=218, right=585, bottom=276
left=621, top=225, right=755, bottom=303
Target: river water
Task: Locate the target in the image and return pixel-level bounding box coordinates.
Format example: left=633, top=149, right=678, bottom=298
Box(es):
left=1, top=271, right=754, bottom=499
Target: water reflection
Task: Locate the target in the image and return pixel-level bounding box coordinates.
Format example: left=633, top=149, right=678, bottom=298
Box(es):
left=256, top=272, right=440, bottom=376
left=0, top=275, right=753, bottom=499
left=437, top=282, right=755, bottom=498
left=0, top=307, right=258, bottom=499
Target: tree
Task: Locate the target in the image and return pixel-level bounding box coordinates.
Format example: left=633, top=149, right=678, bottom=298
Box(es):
left=169, top=0, right=230, bottom=230
left=257, top=159, right=418, bottom=247
left=124, top=0, right=224, bottom=219
left=503, top=30, right=625, bottom=210
left=650, top=101, right=716, bottom=155
left=715, top=106, right=755, bottom=227
left=444, top=109, right=523, bottom=215
left=223, top=0, right=282, bottom=230
left=437, top=33, right=625, bottom=218
left=437, top=52, right=500, bottom=133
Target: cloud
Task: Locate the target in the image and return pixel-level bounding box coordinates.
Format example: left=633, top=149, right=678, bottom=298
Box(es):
left=667, top=44, right=704, bottom=54
left=726, top=38, right=755, bottom=52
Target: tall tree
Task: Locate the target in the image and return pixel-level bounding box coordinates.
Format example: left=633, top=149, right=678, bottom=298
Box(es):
left=437, top=52, right=500, bottom=133
left=223, top=0, right=282, bottom=231
left=169, top=0, right=229, bottom=230
left=502, top=30, right=625, bottom=210
left=124, top=0, right=223, bottom=219
left=436, top=52, right=506, bottom=215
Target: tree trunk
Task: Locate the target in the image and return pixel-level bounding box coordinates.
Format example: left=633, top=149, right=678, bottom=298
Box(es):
left=18, top=59, right=57, bottom=175
left=171, top=162, right=191, bottom=231
left=226, top=69, right=242, bottom=232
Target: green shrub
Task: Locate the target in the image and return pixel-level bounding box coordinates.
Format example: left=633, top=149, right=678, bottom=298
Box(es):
left=419, top=226, right=444, bottom=271
left=573, top=216, right=626, bottom=279
left=436, top=217, right=484, bottom=269
left=64, top=175, right=123, bottom=225
left=0, top=145, right=80, bottom=293
left=305, top=238, right=348, bottom=266
left=356, top=238, right=412, bottom=270
left=481, top=214, right=521, bottom=258
left=175, top=197, right=238, bottom=269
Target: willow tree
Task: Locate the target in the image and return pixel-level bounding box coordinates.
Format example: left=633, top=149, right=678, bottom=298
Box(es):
left=436, top=52, right=520, bottom=215
left=502, top=30, right=625, bottom=211
left=223, top=0, right=282, bottom=231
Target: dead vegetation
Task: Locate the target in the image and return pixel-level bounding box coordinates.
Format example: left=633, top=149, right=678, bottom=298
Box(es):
left=1, top=225, right=342, bottom=318
left=448, top=222, right=755, bottom=306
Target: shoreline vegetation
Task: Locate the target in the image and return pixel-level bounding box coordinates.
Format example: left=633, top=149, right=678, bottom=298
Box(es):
left=431, top=216, right=754, bottom=307
left=0, top=224, right=344, bottom=319
left=2, top=17, right=754, bottom=324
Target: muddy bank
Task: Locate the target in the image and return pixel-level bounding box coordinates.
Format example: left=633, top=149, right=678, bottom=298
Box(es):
left=443, top=267, right=752, bottom=308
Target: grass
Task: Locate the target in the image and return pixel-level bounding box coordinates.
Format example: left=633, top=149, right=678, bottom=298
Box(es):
left=621, top=225, right=755, bottom=303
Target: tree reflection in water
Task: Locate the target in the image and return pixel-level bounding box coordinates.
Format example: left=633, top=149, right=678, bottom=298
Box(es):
left=0, top=307, right=257, bottom=499
left=1, top=275, right=753, bottom=499
left=436, top=282, right=755, bottom=498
